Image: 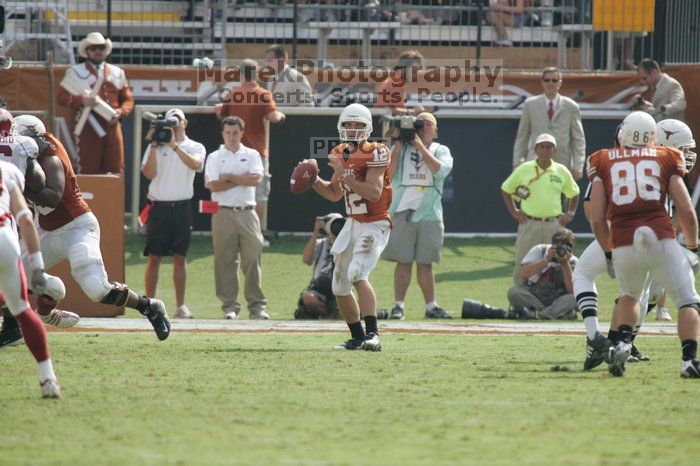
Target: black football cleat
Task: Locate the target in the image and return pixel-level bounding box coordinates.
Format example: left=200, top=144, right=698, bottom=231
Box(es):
left=333, top=338, right=364, bottom=350
left=608, top=341, right=632, bottom=377
left=0, top=321, right=24, bottom=349
left=681, top=359, right=700, bottom=378
left=627, top=344, right=650, bottom=363
left=144, top=299, right=171, bottom=341
left=360, top=332, right=382, bottom=352
left=583, top=332, right=611, bottom=370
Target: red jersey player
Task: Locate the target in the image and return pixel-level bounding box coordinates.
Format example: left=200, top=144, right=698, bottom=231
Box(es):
left=588, top=111, right=700, bottom=378
left=2, top=115, right=171, bottom=344
left=304, top=103, right=393, bottom=351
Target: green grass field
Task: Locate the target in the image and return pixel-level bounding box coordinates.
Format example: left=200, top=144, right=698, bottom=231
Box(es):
left=1, top=334, right=697, bottom=465
left=123, top=234, right=621, bottom=321
left=1, top=236, right=695, bottom=465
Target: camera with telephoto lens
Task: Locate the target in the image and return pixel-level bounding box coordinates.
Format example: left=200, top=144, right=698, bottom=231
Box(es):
left=391, top=115, right=425, bottom=142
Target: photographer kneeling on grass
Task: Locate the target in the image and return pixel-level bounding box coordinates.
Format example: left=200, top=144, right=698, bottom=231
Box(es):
left=294, top=213, right=346, bottom=320
left=507, top=228, right=578, bottom=320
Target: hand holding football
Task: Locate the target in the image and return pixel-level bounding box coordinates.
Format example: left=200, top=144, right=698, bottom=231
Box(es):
left=290, top=159, right=320, bottom=194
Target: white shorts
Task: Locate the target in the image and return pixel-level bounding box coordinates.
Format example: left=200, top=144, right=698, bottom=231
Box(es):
left=613, top=226, right=700, bottom=308
left=331, top=218, right=390, bottom=296
left=21, top=212, right=111, bottom=303
left=0, top=226, right=31, bottom=316
left=574, top=238, right=654, bottom=314
left=572, top=239, right=608, bottom=297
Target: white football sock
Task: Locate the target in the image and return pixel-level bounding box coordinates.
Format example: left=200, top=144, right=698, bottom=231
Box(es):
left=38, top=359, right=56, bottom=382
left=583, top=316, right=599, bottom=340
left=426, top=301, right=438, bottom=311
left=395, top=301, right=404, bottom=309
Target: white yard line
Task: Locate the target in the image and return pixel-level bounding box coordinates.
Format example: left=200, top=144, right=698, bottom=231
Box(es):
left=54, top=318, right=679, bottom=336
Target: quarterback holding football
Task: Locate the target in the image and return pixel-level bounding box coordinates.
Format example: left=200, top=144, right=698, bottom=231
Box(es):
left=298, top=103, right=393, bottom=351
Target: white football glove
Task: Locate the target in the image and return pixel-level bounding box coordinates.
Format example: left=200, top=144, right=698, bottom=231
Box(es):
left=30, top=269, right=49, bottom=296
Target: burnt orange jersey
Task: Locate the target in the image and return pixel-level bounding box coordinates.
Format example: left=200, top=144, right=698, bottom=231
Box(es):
left=38, top=133, right=91, bottom=231
left=587, top=146, right=685, bottom=248
left=330, top=141, right=392, bottom=223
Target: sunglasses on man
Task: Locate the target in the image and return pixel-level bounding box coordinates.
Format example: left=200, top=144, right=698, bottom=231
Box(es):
left=87, top=45, right=106, bottom=51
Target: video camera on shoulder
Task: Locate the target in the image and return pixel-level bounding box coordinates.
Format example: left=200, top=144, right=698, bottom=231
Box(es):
left=391, top=115, right=424, bottom=143
left=143, top=112, right=178, bottom=144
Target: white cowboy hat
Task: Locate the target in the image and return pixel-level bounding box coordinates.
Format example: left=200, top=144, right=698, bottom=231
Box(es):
left=78, top=32, right=113, bottom=59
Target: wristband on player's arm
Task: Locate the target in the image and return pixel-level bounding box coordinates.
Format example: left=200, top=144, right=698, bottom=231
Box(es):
left=686, top=245, right=698, bottom=253
left=29, top=252, right=45, bottom=271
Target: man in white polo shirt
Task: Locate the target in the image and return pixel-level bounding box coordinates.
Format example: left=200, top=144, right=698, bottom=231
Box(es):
left=142, top=108, right=206, bottom=319
left=205, top=116, right=268, bottom=320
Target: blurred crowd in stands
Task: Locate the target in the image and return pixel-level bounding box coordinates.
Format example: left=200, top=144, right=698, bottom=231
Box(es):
left=235, top=1, right=572, bottom=28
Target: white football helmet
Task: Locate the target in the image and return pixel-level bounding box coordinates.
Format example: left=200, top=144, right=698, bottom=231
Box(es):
left=15, top=115, right=47, bottom=136
left=337, top=103, right=372, bottom=142
left=618, top=111, right=657, bottom=148
left=657, top=119, right=696, bottom=170
left=0, top=108, right=14, bottom=137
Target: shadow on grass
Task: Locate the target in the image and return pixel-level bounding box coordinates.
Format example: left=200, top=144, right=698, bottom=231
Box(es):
left=435, top=264, right=513, bottom=281
left=124, top=233, right=309, bottom=265
left=443, top=239, right=515, bottom=258
left=473, top=363, right=587, bottom=377
left=201, top=348, right=316, bottom=354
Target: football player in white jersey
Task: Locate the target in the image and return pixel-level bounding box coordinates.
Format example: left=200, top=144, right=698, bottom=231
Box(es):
left=0, top=160, right=61, bottom=398
left=644, top=119, right=699, bottom=319
left=0, top=108, right=45, bottom=191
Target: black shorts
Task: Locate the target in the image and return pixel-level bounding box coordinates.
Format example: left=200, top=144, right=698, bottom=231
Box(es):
left=143, top=200, right=193, bottom=257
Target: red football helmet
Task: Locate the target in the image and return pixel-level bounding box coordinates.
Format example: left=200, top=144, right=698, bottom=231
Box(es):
left=0, top=108, right=14, bottom=137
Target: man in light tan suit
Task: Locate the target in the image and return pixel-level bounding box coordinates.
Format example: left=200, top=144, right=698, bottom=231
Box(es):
left=634, top=58, right=686, bottom=122
left=263, top=44, right=314, bottom=107
left=512, top=67, right=586, bottom=180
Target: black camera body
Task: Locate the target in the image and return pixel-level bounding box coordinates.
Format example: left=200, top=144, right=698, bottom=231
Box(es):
left=320, top=214, right=346, bottom=237
left=151, top=116, right=178, bottom=144
left=391, top=115, right=424, bottom=142
left=555, top=243, right=572, bottom=259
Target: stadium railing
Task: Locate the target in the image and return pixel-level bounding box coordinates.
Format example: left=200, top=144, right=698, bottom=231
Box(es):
left=3, top=0, right=689, bottom=71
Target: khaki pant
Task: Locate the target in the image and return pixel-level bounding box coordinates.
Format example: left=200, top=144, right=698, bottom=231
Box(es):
left=513, top=219, right=563, bottom=284
left=507, top=285, right=577, bottom=320
left=211, top=208, right=266, bottom=316
left=76, top=119, right=125, bottom=175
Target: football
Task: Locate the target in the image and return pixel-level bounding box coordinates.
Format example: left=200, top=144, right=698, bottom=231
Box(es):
left=290, top=158, right=320, bottom=194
